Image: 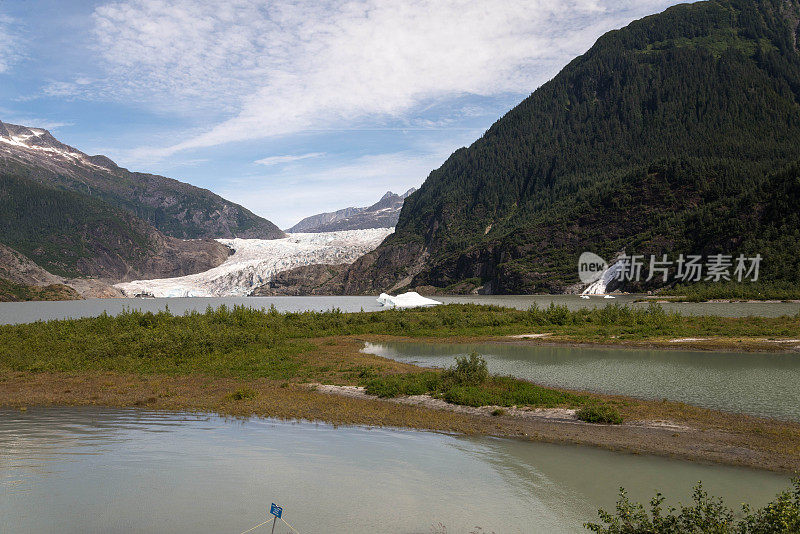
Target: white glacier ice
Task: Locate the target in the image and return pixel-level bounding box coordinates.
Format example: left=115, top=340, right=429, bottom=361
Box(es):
left=377, top=291, right=442, bottom=309
left=115, top=228, right=393, bottom=298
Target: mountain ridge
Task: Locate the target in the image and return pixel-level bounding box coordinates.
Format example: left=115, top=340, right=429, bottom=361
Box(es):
left=288, top=188, right=416, bottom=233
left=0, top=120, right=285, bottom=240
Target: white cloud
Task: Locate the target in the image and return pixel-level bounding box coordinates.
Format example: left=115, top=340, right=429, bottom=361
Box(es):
left=221, top=137, right=469, bottom=228
left=255, top=152, right=325, bottom=166
left=0, top=15, right=21, bottom=74
left=86, top=0, right=680, bottom=158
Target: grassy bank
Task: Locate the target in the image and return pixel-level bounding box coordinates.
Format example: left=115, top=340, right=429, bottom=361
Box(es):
left=3, top=302, right=799, bottom=359
left=1, top=302, right=799, bottom=386
left=0, top=304, right=618, bottom=418
left=2, top=304, right=800, bottom=471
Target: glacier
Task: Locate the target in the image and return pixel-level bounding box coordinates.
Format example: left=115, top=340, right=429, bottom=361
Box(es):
left=115, top=228, right=393, bottom=298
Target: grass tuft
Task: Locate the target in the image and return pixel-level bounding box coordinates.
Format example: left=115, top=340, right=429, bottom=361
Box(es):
left=576, top=404, right=624, bottom=424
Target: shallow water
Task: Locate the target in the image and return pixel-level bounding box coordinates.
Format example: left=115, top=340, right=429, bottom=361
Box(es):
left=0, top=407, right=790, bottom=533
left=366, top=342, right=800, bottom=421
left=0, top=294, right=797, bottom=325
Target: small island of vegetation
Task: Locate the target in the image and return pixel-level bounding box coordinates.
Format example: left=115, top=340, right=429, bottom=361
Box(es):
left=1, top=303, right=800, bottom=473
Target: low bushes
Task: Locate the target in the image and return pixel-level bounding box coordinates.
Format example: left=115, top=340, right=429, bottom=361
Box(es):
left=363, top=372, right=439, bottom=398
left=576, top=404, right=623, bottom=424
left=362, top=354, right=589, bottom=412
left=442, top=353, right=489, bottom=385
left=585, top=479, right=800, bottom=533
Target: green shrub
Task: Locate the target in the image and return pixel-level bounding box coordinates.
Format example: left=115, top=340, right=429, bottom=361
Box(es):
left=360, top=356, right=584, bottom=409
left=576, top=404, right=623, bottom=424
left=443, top=353, right=489, bottom=385
left=440, top=384, right=497, bottom=407
left=526, top=303, right=579, bottom=326
left=585, top=479, right=800, bottom=533
left=363, top=372, right=440, bottom=398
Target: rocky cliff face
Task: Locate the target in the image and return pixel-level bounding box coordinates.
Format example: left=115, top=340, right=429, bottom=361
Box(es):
left=288, top=189, right=415, bottom=233
left=0, top=120, right=284, bottom=240
left=252, top=264, right=347, bottom=296
left=0, top=243, right=63, bottom=286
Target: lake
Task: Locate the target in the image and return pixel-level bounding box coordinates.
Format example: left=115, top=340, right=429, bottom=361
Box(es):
left=365, top=341, right=800, bottom=421
left=0, top=294, right=797, bottom=325
left=0, top=407, right=790, bottom=533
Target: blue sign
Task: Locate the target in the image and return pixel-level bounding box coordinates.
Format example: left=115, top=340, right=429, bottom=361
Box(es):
left=270, top=503, right=283, bottom=519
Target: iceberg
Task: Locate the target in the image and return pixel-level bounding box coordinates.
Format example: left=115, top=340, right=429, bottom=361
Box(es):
left=377, top=291, right=442, bottom=309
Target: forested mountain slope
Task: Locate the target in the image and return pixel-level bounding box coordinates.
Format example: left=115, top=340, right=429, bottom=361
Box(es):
left=339, top=0, right=800, bottom=294
left=0, top=173, right=230, bottom=281
left=0, top=121, right=284, bottom=240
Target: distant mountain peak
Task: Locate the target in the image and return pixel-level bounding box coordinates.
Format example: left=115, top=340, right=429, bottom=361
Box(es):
left=0, top=120, right=114, bottom=172
left=288, top=188, right=416, bottom=233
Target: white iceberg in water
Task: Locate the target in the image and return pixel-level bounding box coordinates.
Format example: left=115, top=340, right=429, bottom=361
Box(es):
left=377, top=291, right=442, bottom=309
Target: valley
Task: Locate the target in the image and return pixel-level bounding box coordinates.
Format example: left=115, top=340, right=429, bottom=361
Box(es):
left=3, top=0, right=800, bottom=531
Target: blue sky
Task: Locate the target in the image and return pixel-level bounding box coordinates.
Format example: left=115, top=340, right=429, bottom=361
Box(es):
left=0, top=0, right=681, bottom=228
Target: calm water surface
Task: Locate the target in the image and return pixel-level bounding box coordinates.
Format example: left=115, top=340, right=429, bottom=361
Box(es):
left=0, top=294, right=797, bottom=324
left=0, top=407, right=790, bottom=533
left=366, top=342, right=800, bottom=420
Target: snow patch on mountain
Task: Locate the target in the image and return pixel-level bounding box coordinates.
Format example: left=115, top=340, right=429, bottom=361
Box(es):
left=0, top=121, right=112, bottom=170
left=114, top=228, right=393, bottom=297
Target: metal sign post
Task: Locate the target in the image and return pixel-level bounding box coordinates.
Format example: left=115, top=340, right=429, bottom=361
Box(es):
left=270, top=503, right=283, bottom=534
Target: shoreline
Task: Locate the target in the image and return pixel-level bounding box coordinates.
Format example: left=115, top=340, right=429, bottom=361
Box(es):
left=3, top=341, right=800, bottom=474
left=359, top=333, right=800, bottom=354
left=2, top=305, right=799, bottom=473
left=638, top=296, right=800, bottom=304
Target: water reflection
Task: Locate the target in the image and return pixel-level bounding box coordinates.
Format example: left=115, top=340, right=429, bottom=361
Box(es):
left=0, top=407, right=790, bottom=533
left=366, top=342, right=800, bottom=420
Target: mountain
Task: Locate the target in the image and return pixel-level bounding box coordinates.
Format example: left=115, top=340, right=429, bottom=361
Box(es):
left=0, top=121, right=284, bottom=240
left=335, top=0, right=800, bottom=294
left=0, top=172, right=231, bottom=282
left=288, top=189, right=416, bottom=233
